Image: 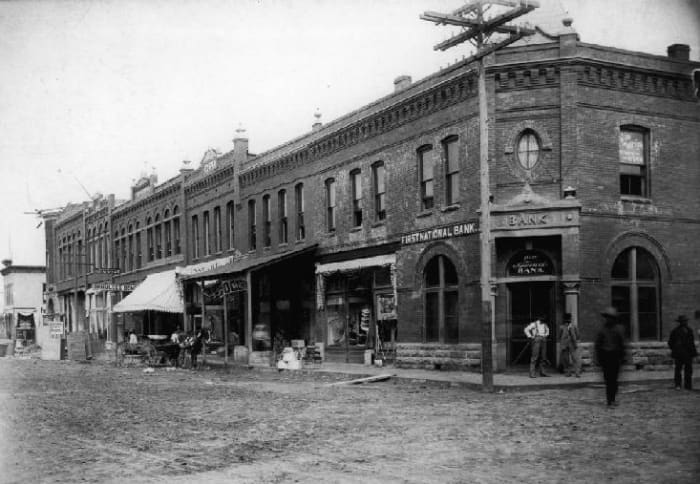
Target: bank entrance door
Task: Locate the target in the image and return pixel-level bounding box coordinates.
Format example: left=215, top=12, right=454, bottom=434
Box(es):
left=508, top=282, right=554, bottom=366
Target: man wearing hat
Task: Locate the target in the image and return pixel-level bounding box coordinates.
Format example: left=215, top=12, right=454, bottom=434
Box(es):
left=594, top=307, right=626, bottom=406
left=668, top=315, right=698, bottom=390
left=524, top=314, right=550, bottom=378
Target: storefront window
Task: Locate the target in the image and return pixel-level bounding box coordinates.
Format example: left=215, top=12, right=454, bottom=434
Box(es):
left=611, top=247, right=660, bottom=341
left=424, top=255, right=459, bottom=343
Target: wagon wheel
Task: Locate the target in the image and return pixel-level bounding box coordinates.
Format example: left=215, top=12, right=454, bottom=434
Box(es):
left=142, top=343, right=160, bottom=367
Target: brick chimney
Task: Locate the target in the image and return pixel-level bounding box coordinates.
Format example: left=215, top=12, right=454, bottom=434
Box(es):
left=233, top=127, right=249, bottom=165
left=394, top=75, right=412, bottom=92
left=667, top=44, right=690, bottom=61
left=233, top=126, right=248, bottom=205
left=179, top=160, right=194, bottom=176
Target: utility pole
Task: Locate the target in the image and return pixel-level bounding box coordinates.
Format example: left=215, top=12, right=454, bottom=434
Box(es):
left=421, top=0, right=538, bottom=392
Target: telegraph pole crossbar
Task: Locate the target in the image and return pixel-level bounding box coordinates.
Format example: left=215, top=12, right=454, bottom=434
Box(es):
left=421, top=0, right=538, bottom=392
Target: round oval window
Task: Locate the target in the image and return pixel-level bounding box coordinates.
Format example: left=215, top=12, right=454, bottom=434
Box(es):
left=516, top=131, right=540, bottom=170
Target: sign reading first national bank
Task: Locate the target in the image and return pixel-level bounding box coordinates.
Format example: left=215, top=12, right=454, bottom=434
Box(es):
left=400, top=221, right=479, bottom=246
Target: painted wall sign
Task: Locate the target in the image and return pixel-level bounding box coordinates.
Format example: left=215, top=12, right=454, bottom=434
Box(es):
left=400, top=221, right=479, bottom=245
left=507, top=250, right=554, bottom=276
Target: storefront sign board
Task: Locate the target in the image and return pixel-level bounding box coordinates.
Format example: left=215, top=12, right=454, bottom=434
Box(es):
left=400, top=221, right=479, bottom=246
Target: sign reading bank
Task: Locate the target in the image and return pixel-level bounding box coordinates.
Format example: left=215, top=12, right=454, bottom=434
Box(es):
left=401, top=221, right=479, bottom=246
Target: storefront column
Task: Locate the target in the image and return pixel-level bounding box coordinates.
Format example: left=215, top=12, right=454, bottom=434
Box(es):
left=563, top=281, right=580, bottom=327
left=245, top=271, right=253, bottom=360
left=491, top=283, right=505, bottom=371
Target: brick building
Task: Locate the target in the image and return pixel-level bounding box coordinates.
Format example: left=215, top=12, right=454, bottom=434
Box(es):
left=42, top=21, right=700, bottom=370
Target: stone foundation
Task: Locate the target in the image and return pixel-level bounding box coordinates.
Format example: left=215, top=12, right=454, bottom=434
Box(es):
left=395, top=341, right=698, bottom=372
left=395, top=343, right=482, bottom=371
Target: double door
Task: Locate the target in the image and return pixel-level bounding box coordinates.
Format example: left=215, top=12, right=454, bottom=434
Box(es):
left=508, top=282, right=555, bottom=366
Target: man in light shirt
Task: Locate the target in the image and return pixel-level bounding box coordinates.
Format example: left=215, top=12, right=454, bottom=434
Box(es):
left=525, top=314, right=550, bottom=378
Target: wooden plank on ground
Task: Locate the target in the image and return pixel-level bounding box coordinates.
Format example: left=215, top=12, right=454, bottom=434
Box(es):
left=326, top=374, right=395, bottom=386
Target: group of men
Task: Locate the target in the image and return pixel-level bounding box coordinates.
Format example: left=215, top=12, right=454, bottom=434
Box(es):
left=525, top=308, right=697, bottom=406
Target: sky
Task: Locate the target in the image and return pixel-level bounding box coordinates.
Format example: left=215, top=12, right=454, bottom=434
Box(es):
left=1, top=0, right=699, bottom=277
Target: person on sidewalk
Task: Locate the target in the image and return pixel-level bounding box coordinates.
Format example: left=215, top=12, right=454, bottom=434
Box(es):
left=559, top=313, right=581, bottom=377
left=525, top=314, right=550, bottom=378
left=668, top=315, right=697, bottom=390
left=594, top=307, right=626, bottom=407
left=170, top=326, right=182, bottom=367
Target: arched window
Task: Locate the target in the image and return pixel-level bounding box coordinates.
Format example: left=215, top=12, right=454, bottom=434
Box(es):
left=146, top=217, right=154, bottom=262
left=172, top=206, right=181, bottom=255
left=611, top=247, right=660, bottom=341
left=155, top=214, right=162, bottom=259
left=424, top=255, right=459, bottom=343
left=164, top=209, right=172, bottom=257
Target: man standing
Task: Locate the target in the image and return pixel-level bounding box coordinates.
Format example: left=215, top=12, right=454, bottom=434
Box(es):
left=525, top=314, right=550, bottom=378
left=595, top=307, right=626, bottom=407
left=668, top=315, right=697, bottom=390
left=559, top=313, right=581, bottom=377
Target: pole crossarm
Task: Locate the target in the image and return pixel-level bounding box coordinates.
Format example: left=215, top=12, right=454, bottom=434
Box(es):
left=422, top=1, right=537, bottom=52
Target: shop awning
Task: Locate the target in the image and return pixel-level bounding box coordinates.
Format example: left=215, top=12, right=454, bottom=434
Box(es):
left=112, top=269, right=184, bottom=313
left=179, top=243, right=318, bottom=281
left=315, top=254, right=396, bottom=275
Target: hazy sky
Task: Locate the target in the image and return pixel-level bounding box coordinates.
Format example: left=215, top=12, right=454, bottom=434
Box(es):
left=1, top=0, right=699, bottom=277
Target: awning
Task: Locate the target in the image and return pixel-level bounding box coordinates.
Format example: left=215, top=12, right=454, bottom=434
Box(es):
left=112, top=269, right=184, bottom=313
left=179, top=244, right=318, bottom=281
left=315, top=254, right=396, bottom=275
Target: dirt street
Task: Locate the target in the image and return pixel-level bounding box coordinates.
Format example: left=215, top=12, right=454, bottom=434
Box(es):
left=0, top=359, right=698, bottom=484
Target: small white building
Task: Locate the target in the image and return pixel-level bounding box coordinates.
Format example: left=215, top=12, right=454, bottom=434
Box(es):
left=1, top=259, right=46, bottom=346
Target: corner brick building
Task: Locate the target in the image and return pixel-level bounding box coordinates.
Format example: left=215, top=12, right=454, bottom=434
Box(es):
left=42, top=21, right=700, bottom=370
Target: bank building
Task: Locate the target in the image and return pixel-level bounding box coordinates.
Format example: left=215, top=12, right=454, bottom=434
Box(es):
left=41, top=17, right=700, bottom=371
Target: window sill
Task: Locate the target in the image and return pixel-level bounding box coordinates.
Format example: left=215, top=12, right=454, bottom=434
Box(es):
left=416, top=210, right=434, bottom=218
left=295, top=238, right=306, bottom=244
left=620, top=195, right=652, bottom=204
left=371, top=221, right=386, bottom=228
left=278, top=242, right=289, bottom=249
left=262, top=246, right=271, bottom=253
left=350, top=227, right=362, bottom=233
left=440, top=204, right=460, bottom=213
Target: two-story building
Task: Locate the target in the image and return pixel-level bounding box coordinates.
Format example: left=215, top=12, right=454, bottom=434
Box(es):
left=42, top=19, right=700, bottom=370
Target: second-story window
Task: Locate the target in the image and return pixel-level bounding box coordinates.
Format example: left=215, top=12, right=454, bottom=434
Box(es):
left=214, top=206, right=222, bottom=253
left=372, top=161, right=386, bottom=221
left=619, top=126, right=649, bottom=197
left=173, top=206, right=180, bottom=255
left=128, top=225, right=134, bottom=272
left=262, top=195, right=271, bottom=248
left=443, top=136, right=460, bottom=206
left=326, top=178, right=336, bottom=232
left=295, top=183, right=305, bottom=241
left=203, top=211, right=211, bottom=256
left=146, top=217, right=154, bottom=262
left=248, top=200, right=256, bottom=251
left=226, top=201, right=235, bottom=250
left=164, top=210, right=172, bottom=257
left=155, top=214, right=162, bottom=259
left=419, top=145, right=434, bottom=210
left=278, top=190, right=288, bottom=244
left=351, top=169, right=363, bottom=227
left=135, top=223, right=142, bottom=269
left=192, top=215, right=200, bottom=259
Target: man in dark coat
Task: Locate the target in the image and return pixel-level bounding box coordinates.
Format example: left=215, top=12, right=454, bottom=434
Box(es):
left=595, top=307, right=626, bottom=407
left=668, top=315, right=697, bottom=390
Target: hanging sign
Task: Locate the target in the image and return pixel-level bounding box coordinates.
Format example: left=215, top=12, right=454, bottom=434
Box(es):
left=507, top=250, right=554, bottom=276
